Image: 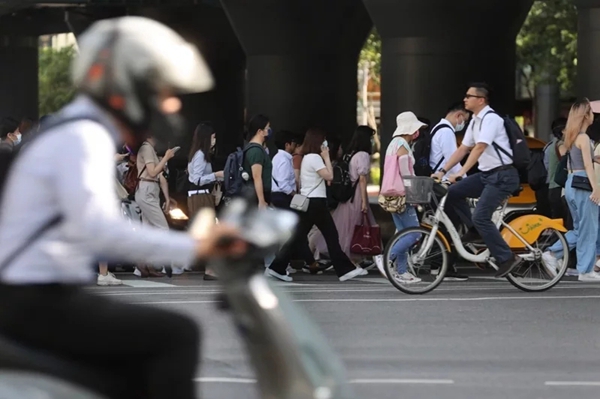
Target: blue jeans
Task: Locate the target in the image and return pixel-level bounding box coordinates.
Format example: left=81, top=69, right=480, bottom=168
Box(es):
left=390, top=206, right=420, bottom=274
left=445, top=168, right=520, bottom=264
left=548, top=172, right=599, bottom=274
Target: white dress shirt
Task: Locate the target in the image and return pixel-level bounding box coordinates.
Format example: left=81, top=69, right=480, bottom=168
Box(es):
left=462, top=105, right=512, bottom=172
left=0, top=96, right=196, bottom=284
left=188, top=150, right=216, bottom=187
left=271, top=150, right=296, bottom=195
left=429, top=118, right=463, bottom=178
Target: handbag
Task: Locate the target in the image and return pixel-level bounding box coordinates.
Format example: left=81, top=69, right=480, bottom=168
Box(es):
left=554, top=152, right=569, bottom=188
left=378, top=195, right=407, bottom=214
left=290, top=180, right=322, bottom=212
left=571, top=175, right=593, bottom=191
left=350, top=214, right=382, bottom=255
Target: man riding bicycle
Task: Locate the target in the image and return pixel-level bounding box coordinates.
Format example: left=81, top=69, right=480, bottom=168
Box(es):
left=432, top=82, right=524, bottom=278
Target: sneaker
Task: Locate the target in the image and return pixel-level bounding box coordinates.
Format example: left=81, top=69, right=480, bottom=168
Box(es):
left=286, top=265, right=297, bottom=274
left=578, top=272, right=600, bottom=282
left=97, top=273, right=123, bottom=286
left=373, top=255, right=386, bottom=277
left=495, top=255, right=524, bottom=278
left=339, top=267, right=368, bottom=282
left=541, top=252, right=559, bottom=278
left=397, top=272, right=422, bottom=284
left=265, top=268, right=293, bottom=282
left=565, top=268, right=579, bottom=277
left=443, top=270, right=469, bottom=282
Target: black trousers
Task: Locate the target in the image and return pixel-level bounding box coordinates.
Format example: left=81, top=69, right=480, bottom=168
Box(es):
left=271, top=192, right=314, bottom=264
left=0, top=284, right=200, bottom=399
left=269, top=198, right=355, bottom=277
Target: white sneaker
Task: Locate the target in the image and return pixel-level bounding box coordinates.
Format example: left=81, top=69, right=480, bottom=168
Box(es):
left=97, top=273, right=123, bottom=286
left=565, top=268, right=579, bottom=277
left=264, top=268, right=293, bottom=282
left=286, top=265, right=297, bottom=274
left=542, top=252, right=559, bottom=278
left=133, top=268, right=142, bottom=277
left=578, top=272, right=600, bottom=282
left=398, top=272, right=422, bottom=284
left=373, top=255, right=386, bottom=278
left=339, top=267, right=367, bottom=282
left=170, top=266, right=185, bottom=275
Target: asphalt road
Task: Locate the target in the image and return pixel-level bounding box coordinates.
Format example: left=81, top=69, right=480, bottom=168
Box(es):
left=94, top=269, right=600, bottom=399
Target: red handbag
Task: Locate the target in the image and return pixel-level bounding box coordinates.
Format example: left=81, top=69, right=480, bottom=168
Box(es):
left=350, top=215, right=382, bottom=256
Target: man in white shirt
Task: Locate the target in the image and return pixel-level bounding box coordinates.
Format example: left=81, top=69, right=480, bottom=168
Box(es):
left=0, top=17, right=246, bottom=399
left=429, top=102, right=469, bottom=180
left=271, top=130, right=299, bottom=208
left=432, top=82, right=523, bottom=278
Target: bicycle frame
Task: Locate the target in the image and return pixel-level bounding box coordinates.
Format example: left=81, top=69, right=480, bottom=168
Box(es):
left=417, top=193, right=539, bottom=269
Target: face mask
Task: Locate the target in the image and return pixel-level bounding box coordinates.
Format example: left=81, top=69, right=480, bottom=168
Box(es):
left=455, top=121, right=465, bottom=132
left=322, top=140, right=328, bottom=148
left=266, top=127, right=273, bottom=140
left=13, top=133, right=22, bottom=145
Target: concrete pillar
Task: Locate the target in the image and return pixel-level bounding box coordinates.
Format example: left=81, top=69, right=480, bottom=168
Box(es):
left=220, top=0, right=372, bottom=142
left=534, top=84, right=559, bottom=142
left=576, top=0, right=600, bottom=99
left=0, top=35, right=39, bottom=120
left=136, top=5, right=246, bottom=169
left=362, top=0, right=532, bottom=152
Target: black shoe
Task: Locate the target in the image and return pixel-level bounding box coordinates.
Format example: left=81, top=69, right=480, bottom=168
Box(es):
left=495, top=255, right=524, bottom=278
left=444, top=270, right=469, bottom=281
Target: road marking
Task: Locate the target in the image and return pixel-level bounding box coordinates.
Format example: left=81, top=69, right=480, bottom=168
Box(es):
left=195, top=377, right=454, bottom=385
left=138, top=294, right=600, bottom=305
left=350, top=379, right=454, bottom=385
left=120, top=280, right=176, bottom=288
left=545, top=381, right=600, bottom=386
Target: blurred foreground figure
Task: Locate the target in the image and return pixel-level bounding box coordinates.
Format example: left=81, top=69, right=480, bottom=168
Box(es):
left=0, top=16, right=246, bottom=399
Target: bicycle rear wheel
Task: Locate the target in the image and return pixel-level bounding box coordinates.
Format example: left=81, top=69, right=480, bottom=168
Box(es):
left=506, top=228, right=569, bottom=292
left=383, top=226, right=449, bottom=295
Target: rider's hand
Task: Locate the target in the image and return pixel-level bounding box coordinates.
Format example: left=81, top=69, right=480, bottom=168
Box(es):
left=195, top=223, right=247, bottom=260
left=431, top=171, right=443, bottom=181
left=591, top=188, right=600, bottom=205
left=448, top=174, right=460, bottom=184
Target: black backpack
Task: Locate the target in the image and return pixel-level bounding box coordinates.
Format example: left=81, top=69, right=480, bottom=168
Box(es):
left=482, top=111, right=531, bottom=170
left=527, top=143, right=550, bottom=191
left=222, top=143, right=262, bottom=198
left=329, top=153, right=358, bottom=204
left=0, top=114, right=102, bottom=271
left=412, top=123, right=451, bottom=176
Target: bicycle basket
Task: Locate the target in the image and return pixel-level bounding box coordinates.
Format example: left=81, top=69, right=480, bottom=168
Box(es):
left=403, top=176, right=433, bottom=204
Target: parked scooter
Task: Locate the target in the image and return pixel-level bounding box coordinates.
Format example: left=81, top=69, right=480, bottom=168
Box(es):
left=0, top=197, right=356, bottom=399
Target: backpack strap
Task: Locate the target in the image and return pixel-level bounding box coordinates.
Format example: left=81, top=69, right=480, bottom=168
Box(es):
left=0, top=114, right=105, bottom=273
left=482, top=110, right=512, bottom=166
left=430, top=123, right=453, bottom=172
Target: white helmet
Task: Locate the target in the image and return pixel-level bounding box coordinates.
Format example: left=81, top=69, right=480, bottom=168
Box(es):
left=72, top=16, right=214, bottom=139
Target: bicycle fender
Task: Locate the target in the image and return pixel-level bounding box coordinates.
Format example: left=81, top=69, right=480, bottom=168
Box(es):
left=501, top=215, right=567, bottom=249
left=420, top=223, right=451, bottom=252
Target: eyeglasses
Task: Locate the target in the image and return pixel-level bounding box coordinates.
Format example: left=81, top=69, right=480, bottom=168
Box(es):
left=464, top=94, right=486, bottom=99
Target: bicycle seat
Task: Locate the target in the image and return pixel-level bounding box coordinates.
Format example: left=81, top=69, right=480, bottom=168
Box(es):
left=0, top=335, right=134, bottom=398
left=511, top=186, right=523, bottom=197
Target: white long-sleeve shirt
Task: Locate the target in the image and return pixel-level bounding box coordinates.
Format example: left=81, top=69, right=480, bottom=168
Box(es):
left=188, top=150, right=216, bottom=187
left=0, top=96, right=196, bottom=284
left=429, top=118, right=463, bottom=179
left=271, top=150, right=295, bottom=195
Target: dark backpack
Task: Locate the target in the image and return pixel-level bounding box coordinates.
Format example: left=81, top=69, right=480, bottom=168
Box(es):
left=412, top=124, right=451, bottom=176
left=329, top=153, right=358, bottom=204
left=223, top=143, right=262, bottom=198
left=527, top=143, right=550, bottom=191
left=482, top=111, right=531, bottom=170
left=0, top=114, right=102, bottom=271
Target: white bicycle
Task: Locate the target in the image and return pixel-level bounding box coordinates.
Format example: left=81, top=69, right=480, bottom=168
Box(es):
left=382, top=177, right=570, bottom=294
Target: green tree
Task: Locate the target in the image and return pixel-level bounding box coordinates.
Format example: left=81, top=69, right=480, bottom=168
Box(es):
left=39, top=45, right=77, bottom=115
left=516, top=0, right=578, bottom=97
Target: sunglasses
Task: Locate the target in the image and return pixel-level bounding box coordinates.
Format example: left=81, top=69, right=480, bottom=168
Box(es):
left=464, top=94, right=486, bottom=99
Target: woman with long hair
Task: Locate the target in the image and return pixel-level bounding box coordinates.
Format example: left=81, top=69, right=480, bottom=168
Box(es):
left=310, top=125, right=377, bottom=263
left=188, top=122, right=223, bottom=280
left=265, top=128, right=367, bottom=282
left=542, top=99, right=600, bottom=281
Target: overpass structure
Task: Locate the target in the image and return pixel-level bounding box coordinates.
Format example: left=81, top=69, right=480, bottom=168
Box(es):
left=1, top=0, right=599, bottom=156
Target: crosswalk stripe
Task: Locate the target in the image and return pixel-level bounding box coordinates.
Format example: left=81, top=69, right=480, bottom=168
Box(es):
left=121, top=280, right=176, bottom=288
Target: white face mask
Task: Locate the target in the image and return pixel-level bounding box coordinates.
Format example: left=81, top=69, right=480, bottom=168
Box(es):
left=13, top=133, right=22, bottom=145
left=455, top=120, right=465, bottom=132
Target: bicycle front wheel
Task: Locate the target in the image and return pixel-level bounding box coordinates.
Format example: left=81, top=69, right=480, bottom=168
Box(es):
left=506, top=228, right=569, bottom=292
left=383, top=226, right=449, bottom=295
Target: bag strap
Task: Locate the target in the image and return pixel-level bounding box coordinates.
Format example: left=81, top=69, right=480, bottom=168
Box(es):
left=481, top=111, right=513, bottom=166
left=430, top=123, right=452, bottom=173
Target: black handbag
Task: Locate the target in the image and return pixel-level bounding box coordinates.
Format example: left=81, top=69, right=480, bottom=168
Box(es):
left=571, top=175, right=593, bottom=191
left=554, top=154, right=568, bottom=187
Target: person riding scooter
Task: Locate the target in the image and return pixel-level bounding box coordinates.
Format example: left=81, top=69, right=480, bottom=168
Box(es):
left=0, top=17, right=246, bottom=399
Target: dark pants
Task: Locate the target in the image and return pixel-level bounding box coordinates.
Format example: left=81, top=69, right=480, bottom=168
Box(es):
left=0, top=284, right=200, bottom=399
left=445, top=168, right=520, bottom=264
left=271, top=192, right=315, bottom=264
left=269, top=198, right=355, bottom=277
